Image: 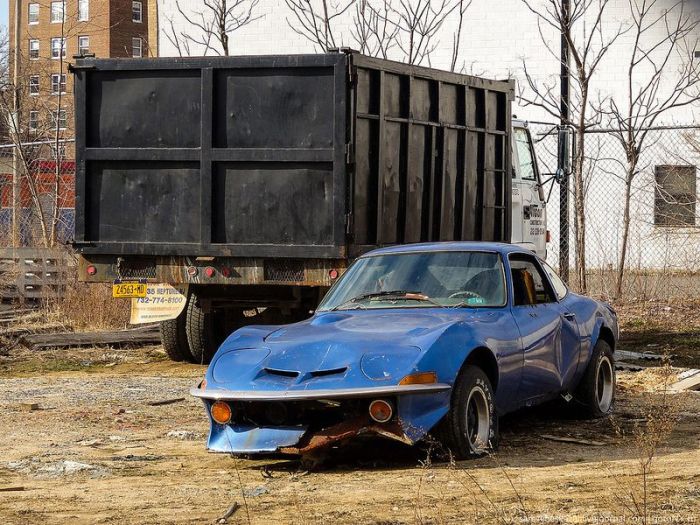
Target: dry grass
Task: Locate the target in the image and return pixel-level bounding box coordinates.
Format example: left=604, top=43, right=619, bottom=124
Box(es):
left=41, top=264, right=130, bottom=332
left=608, top=364, right=686, bottom=524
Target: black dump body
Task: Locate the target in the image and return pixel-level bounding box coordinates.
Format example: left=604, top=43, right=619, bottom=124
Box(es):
left=72, top=52, right=513, bottom=259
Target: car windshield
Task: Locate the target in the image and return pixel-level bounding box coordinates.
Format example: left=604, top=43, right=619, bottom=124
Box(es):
left=317, top=251, right=506, bottom=311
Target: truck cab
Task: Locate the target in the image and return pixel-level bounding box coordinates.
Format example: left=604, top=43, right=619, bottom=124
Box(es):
left=511, top=120, right=547, bottom=259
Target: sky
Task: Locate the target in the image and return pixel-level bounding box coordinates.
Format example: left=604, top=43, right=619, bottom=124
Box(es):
left=1, top=0, right=7, bottom=30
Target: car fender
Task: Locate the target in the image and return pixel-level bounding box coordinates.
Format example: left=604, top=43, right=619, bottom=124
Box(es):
left=571, top=307, right=617, bottom=390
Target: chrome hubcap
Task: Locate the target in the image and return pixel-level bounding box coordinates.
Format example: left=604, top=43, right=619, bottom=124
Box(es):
left=465, top=386, right=490, bottom=450
left=595, top=356, right=614, bottom=413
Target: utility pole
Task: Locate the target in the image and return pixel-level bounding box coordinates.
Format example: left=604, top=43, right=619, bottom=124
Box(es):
left=559, top=0, right=570, bottom=282
left=12, top=0, right=21, bottom=248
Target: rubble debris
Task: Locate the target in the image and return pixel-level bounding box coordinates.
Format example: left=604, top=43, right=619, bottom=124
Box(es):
left=166, top=430, right=200, bottom=441
left=6, top=459, right=109, bottom=478
left=670, top=369, right=700, bottom=392
left=217, top=502, right=241, bottom=524
left=616, top=362, right=645, bottom=372
left=243, top=485, right=269, bottom=497
left=19, top=325, right=160, bottom=350
left=19, top=403, right=40, bottom=412
left=615, top=350, right=668, bottom=361
left=147, top=397, right=186, bottom=407
left=540, top=434, right=607, bottom=446
left=0, top=486, right=25, bottom=492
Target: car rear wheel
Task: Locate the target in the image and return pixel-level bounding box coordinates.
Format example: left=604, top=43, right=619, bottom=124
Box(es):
left=186, top=291, right=227, bottom=365
left=436, top=365, right=498, bottom=459
left=159, top=307, right=190, bottom=362
left=574, top=339, right=615, bottom=418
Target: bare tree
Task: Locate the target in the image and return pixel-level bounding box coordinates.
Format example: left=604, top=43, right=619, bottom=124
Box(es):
left=385, top=0, right=461, bottom=66
left=1, top=0, right=112, bottom=247
left=601, top=0, right=700, bottom=299
left=350, top=0, right=399, bottom=58
left=164, top=0, right=262, bottom=56
left=285, top=0, right=354, bottom=51
left=288, top=0, right=466, bottom=67
left=519, top=0, right=625, bottom=292
left=450, top=0, right=472, bottom=72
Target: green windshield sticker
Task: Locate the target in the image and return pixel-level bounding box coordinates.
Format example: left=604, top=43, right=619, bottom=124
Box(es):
left=467, top=297, right=486, bottom=305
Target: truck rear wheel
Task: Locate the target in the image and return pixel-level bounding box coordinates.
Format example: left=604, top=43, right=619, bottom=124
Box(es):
left=186, top=291, right=226, bottom=365
left=159, top=311, right=191, bottom=362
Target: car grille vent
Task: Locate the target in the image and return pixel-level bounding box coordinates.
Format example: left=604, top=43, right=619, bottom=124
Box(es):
left=310, top=367, right=347, bottom=377
left=264, top=259, right=305, bottom=282
left=116, top=259, right=157, bottom=279
left=264, top=367, right=300, bottom=378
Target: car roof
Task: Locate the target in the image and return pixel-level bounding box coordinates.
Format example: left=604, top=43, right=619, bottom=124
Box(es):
left=362, top=241, right=531, bottom=257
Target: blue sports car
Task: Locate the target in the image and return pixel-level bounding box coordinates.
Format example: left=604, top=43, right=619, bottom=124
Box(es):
left=191, top=242, right=618, bottom=459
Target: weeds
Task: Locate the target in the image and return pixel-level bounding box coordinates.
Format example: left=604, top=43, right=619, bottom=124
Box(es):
left=609, top=361, right=684, bottom=524
left=41, top=251, right=130, bottom=331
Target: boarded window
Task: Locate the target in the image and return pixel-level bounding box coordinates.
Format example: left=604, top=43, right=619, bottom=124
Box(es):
left=654, top=165, right=697, bottom=227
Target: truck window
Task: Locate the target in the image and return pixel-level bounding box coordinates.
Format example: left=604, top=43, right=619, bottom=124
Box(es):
left=514, top=128, right=536, bottom=181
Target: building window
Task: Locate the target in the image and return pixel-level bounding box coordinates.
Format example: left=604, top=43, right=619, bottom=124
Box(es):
left=79, top=0, right=89, bottom=21
left=29, top=39, right=40, bottom=59
left=132, top=1, right=143, bottom=23
left=29, top=75, right=39, bottom=95
left=51, top=37, right=67, bottom=59
left=29, top=111, right=39, bottom=131
left=51, top=1, right=65, bottom=23
left=52, top=143, right=67, bottom=159
left=51, top=74, right=67, bottom=95
left=132, top=37, right=142, bottom=57
left=655, top=165, right=697, bottom=227
left=52, top=110, right=68, bottom=130
left=78, top=35, right=90, bottom=55
left=28, top=3, right=39, bottom=24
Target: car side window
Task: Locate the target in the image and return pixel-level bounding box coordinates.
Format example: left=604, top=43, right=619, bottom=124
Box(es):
left=541, top=261, right=568, bottom=300
left=509, top=254, right=556, bottom=306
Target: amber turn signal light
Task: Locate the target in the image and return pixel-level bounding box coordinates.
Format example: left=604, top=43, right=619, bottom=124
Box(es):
left=210, top=401, right=232, bottom=424
left=399, top=371, right=438, bottom=386
left=369, top=399, right=393, bottom=423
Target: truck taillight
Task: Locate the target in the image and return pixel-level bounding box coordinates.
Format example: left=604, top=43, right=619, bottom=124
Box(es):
left=329, top=269, right=339, bottom=280
left=204, top=267, right=216, bottom=278
left=546, top=230, right=552, bottom=243
left=86, top=265, right=97, bottom=276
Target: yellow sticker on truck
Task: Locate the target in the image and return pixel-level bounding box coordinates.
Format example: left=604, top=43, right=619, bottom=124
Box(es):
left=129, top=283, right=189, bottom=325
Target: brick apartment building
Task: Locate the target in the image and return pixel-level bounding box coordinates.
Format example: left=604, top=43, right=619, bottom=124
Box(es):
left=2, top=0, right=157, bottom=245
left=7, top=0, right=156, bottom=157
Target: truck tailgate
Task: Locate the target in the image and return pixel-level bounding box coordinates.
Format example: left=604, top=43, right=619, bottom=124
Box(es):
left=73, top=54, right=349, bottom=258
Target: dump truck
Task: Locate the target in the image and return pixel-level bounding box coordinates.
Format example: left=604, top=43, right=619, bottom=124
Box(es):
left=70, top=51, right=550, bottom=363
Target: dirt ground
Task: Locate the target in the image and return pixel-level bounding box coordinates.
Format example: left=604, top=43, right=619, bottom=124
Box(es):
left=1, top=305, right=699, bottom=524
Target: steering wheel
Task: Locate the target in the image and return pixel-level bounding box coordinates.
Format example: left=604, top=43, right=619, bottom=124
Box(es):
left=448, top=290, right=486, bottom=301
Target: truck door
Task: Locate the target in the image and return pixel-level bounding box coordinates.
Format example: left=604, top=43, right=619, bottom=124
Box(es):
left=512, top=126, right=547, bottom=258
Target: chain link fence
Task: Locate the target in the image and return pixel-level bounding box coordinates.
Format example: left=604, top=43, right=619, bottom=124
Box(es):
left=1, top=130, right=699, bottom=300
left=0, top=141, right=76, bottom=249
left=530, top=122, right=700, bottom=300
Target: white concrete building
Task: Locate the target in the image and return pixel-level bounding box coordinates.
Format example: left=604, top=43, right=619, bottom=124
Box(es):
left=157, top=0, right=700, bottom=279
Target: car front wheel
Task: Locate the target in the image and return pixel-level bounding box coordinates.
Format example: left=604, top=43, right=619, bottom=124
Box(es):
left=436, top=365, right=498, bottom=459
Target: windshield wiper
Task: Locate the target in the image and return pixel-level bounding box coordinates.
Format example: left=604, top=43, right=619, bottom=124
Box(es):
left=331, top=290, right=441, bottom=311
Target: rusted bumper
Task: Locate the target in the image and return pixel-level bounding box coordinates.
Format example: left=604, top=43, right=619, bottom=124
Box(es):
left=279, top=416, right=413, bottom=455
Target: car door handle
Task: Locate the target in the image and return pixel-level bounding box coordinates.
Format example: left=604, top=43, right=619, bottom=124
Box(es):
left=563, top=312, right=576, bottom=321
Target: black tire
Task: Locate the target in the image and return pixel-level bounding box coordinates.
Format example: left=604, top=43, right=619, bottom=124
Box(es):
left=159, top=310, right=190, bottom=362
left=185, top=291, right=225, bottom=365
left=435, top=366, right=499, bottom=460
left=574, top=339, right=616, bottom=418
